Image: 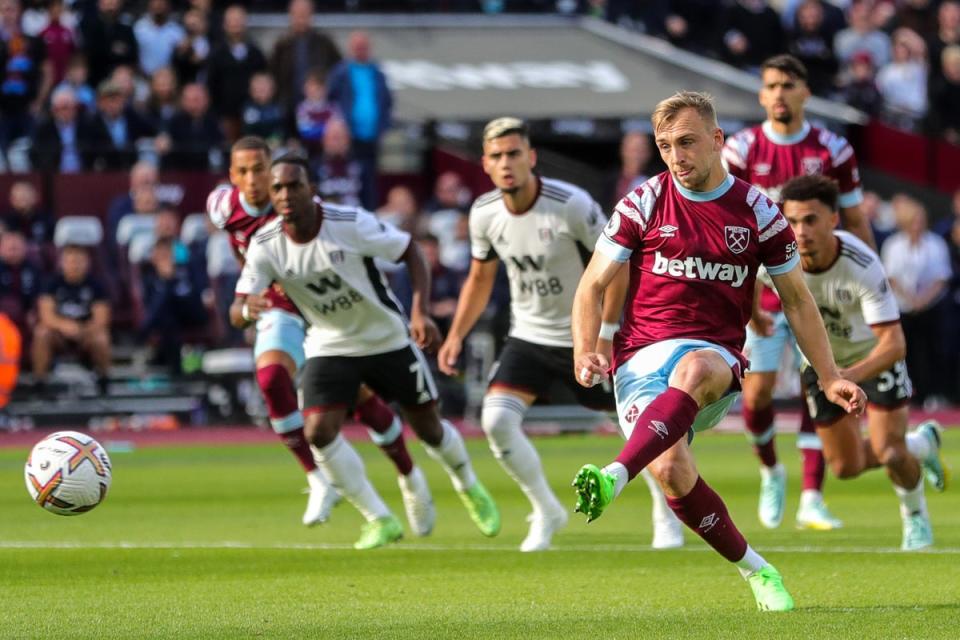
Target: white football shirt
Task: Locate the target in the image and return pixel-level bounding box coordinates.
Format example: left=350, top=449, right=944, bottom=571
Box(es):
left=801, top=230, right=901, bottom=368
left=469, top=177, right=606, bottom=347
left=237, top=203, right=412, bottom=357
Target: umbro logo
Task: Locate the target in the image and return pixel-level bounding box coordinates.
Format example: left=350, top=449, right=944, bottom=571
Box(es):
left=699, top=513, right=720, bottom=532
left=647, top=420, right=668, bottom=440
left=658, top=225, right=678, bottom=238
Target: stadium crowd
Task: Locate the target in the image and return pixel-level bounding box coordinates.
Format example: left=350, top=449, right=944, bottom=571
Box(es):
left=0, top=0, right=958, bottom=409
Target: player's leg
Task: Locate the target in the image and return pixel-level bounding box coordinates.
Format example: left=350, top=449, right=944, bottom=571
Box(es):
left=367, top=345, right=500, bottom=537
left=646, top=437, right=794, bottom=611
left=301, top=357, right=402, bottom=549
left=742, top=318, right=787, bottom=528
left=253, top=310, right=336, bottom=526
left=793, top=340, right=836, bottom=529
left=866, top=405, right=932, bottom=550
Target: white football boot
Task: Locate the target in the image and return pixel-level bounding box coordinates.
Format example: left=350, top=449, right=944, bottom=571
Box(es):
left=398, top=466, right=436, bottom=537
left=302, top=470, right=340, bottom=526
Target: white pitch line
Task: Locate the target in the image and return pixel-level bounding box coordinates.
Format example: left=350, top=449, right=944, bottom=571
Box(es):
left=1, top=541, right=959, bottom=554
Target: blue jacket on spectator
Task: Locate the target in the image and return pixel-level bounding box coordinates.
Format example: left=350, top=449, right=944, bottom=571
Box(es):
left=326, top=60, right=393, bottom=143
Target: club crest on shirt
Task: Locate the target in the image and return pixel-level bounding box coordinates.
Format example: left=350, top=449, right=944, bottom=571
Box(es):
left=754, top=163, right=771, bottom=176
left=802, top=157, right=824, bottom=175
left=724, top=225, right=750, bottom=254
left=538, top=228, right=554, bottom=244
left=329, top=250, right=345, bottom=264
left=604, top=211, right=621, bottom=237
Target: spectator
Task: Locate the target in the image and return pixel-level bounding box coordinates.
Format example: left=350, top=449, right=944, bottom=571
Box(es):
left=929, top=45, right=960, bottom=143
left=376, top=184, right=420, bottom=236
left=718, top=0, right=785, bottom=70
left=29, top=84, right=96, bottom=172
left=54, top=53, right=95, bottom=112
left=425, top=171, right=471, bottom=215
left=133, top=0, right=184, bottom=76
left=881, top=198, right=952, bottom=407
left=662, top=0, right=718, bottom=56
left=206, top=4, right=265, bottom=143
left=608, top=130, right=653, bottom=209
left=268, top=0, right=341, bottom=111
left=79, top=0, right=137, bottom=87
left=877, top=28, right=929, bottom=130
left=0, top=229, right=42, bottom=336
left=439, top=211, right=471, bottom=273
left=839, top=50, right=883, bottom=116
left=943, top=218, right=960, bottom=403
left=390, top=234, right=463, bottom=337
left=163, top=81, right=221, bottom=170
left=835, top=0, right=892, bottom=69
left=932, top=187, right=960, bottom=237
left=87, top=78, right=160, bottom=170
left=295, top=69, right=339, bottom=158
left=891, top=0, right=938, bottom=39
left=240, top=71, right=285, bottom=147
left=106, top=161, right=157, bottom=269
left=138, top=236, right=207, bottom=374
left=172, top=7, right=209, bottom=85
left=781, top=0, right=846, bottom=33
left=928, top=1, right=960, bottom=86
left=2, top=180, right=53, bottom=248
left=109, top=63, right=150, bottom=111
left=787, top=0, right=840, bottom=96
left=862, top=189, right=897, bottom=248
left=313, top=117, right=362, bottom=206
left=0, top=0, right=52, bottom=160
left=326, top=30, right=393, bottom=209
left=143, top=65, right=178, bottom=134
left=38, top=0, right=74, bottom=84
left=32, top=244, right=112, bottom=393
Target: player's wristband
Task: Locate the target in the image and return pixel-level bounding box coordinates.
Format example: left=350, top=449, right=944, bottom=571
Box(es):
left=241, top=302, right=252, bottom=323
left=598, top=322, right=619, bottom=341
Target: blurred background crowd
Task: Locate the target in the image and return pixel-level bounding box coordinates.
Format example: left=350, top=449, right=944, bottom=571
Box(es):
left=1, top=0, right=958, bottom=421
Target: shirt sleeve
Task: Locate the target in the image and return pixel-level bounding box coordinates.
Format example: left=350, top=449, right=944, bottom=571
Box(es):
left=353, top=209, right=411, bottom=262
left=469, top=206, right=496, bottom=262
left=235, top=239, right=275, bottom=297
left=930, top=235, right=953, bottom=282
left=859, top=261, right=901, bottom=325
left=827, top=134, right=864, bottom=209
left=754, top=193, right=800, bottom=275
left=596, top=188, right=648, bottom=263
left=206, top=184, right=234, bottom=229
left=568, top=191, right=607, bottom=250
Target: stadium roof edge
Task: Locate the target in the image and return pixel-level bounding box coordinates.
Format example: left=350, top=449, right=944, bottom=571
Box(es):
left=579, top=17, right=868, bottom=127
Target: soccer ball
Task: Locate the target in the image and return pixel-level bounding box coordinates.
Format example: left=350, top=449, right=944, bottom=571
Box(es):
left=24, top=431, right=112, bottom=516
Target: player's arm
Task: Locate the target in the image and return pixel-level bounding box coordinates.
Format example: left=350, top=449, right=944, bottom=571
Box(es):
left=572, top=250, right=623, bottom=387
left=399, top=239, right=442, bottom=352
left=437, top=257, right=498, bottom=375
left=230, top=243, right=274, bottom=329
left=771, top=265, right=865, bottom=414
left=841, top=322, right=905, bottom=384
left=839, top=204, right=876, bottom=251
left=596, top=264, right=627, bottom=359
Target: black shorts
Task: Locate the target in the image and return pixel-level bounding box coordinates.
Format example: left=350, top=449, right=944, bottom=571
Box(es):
left=488, top=337, right=615, bottom=411
left=802, top=359, right=913, bottom=425
left=301, top=345, right=438, bottom=412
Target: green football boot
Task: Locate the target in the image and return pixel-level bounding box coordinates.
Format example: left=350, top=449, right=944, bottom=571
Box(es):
left=353, top=515, right=403, bottom=550
left=748, top=565, right=795, bottom=612
left=458, top=481, right=501, bottom=537
left=572, top=464, right=616, bottom=523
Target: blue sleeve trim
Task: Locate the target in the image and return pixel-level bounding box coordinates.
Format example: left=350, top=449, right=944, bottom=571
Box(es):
left=764, top=253, right=800, bottom=276
left=596, top=234, right=632, bottom=263
left=838, top=188, right=864, bottom=208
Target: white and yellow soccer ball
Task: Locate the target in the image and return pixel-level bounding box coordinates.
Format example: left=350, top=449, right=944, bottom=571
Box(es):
left=24, top=431, right=112, bottom=515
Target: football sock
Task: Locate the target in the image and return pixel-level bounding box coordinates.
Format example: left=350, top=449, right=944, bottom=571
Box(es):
left=603, top=462, right=629, bottom=498
left=798, top=411, right=825, bottom=492
left=481, top=394, right=560, bottom=516
left=666, top=476, right=748, bottom=563
left=614, top=388, right=699, bottom=481
left=894, top=476, right=927, bottom=519
left=423, top=420, right=477, bottom=492
left=742, top=404, right=778, bottom=467
left=356, top=395, right=415, bottom=476
left=313, top=434, right=390, bottom=522
left=256, top=364, right=316, bottom=472
left=735, top=546, right=769, bottom=579
left=799, top=488, right=824, bottom=507
left=639, top=468, right=674, bottom=523
left=904, top=429, right=932, bottom=460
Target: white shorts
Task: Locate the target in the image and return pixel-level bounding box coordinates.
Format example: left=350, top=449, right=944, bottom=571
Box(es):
left=743, top=312, right=798, bottom=374
left=253, top=309, right=306, bottom=370
left=614, top=339, right=741, bottom=439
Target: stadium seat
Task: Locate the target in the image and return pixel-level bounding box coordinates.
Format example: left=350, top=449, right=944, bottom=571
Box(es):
left=53, top=216, right=103, bottom=247
left=127, top=233, right=156, bottom=265
left=180, top=213, right=209, bottom=246
left=116, top=214, right=157, bottom=247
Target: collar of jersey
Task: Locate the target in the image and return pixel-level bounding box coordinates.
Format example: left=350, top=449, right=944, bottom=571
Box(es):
left=761, top=120, right=811, bottom=146
left=239, top=192, right=272, bottom=218
left=672, top=173, right=734, bottom=202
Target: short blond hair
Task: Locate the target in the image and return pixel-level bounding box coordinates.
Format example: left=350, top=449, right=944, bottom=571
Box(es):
left=651, top=91, right=718, bottom=133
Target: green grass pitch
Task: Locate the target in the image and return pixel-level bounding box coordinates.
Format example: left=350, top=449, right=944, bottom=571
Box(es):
left=2, top=431, right=958, bottom=639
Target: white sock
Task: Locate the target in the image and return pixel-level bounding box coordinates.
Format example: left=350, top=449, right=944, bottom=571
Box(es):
left=367, top=416, right=403, bottom=446
left=799, top=489, right=822, bottom=507
left=639, top=467, right=675, bottom=523
left=894, top=476, right=927, bottom=519
left=759, top=462, right=786, bottom=481
left=735, top=545, right=768, bottom=578
left=313, top=434, right=390, bottom=522
left=424, top=420, right=477, bottom=492
left=602, top=462, right=629, bottom=498
left=905, top=430, right=931, bottom=460
left=306, top=468, right=329, bottom=489
left=481, top=394, right=561, bottom=516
